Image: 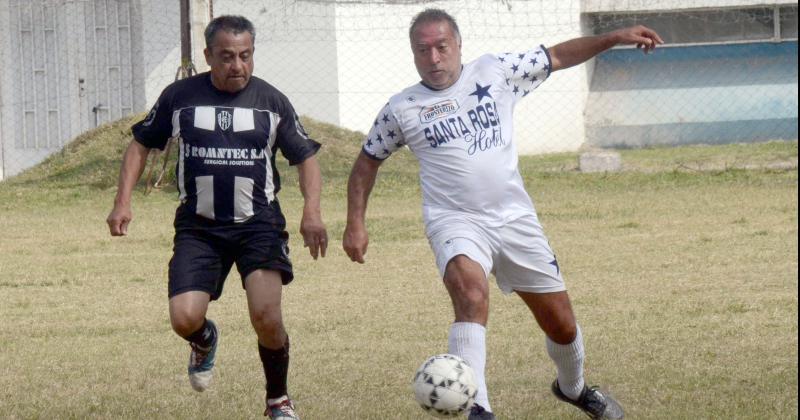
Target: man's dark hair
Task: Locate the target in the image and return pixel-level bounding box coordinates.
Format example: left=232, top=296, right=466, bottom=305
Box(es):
left=204, top=15, right=255, bottom=48
left=409, top=8, right=461, bottom=44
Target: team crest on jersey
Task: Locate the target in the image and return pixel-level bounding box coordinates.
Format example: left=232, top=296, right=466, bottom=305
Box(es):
left=419, top=99, right=460, bottom=124
left=217, top=110, right=233, bottom=131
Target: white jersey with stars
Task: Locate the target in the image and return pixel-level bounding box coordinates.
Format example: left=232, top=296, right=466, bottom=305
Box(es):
left=363, top=45, right=552, bottom=227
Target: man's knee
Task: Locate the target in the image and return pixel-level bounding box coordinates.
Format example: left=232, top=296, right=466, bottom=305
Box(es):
left=445, top=277, right=489, bottom=306
left=548, top=321, right=577, bottom=344
left=170, top=308, right=206, bottom=338
left=169, top=290, right=211, bottom=337
left=444, top=256, right=489, bottom=321
left=250, top=305, right=284, bottom=338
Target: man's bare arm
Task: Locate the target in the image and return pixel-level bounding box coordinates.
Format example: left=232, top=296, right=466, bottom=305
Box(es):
left=342, top=151, right=383, bottom=264
left=549, top=25, right=664, bottom=72
left=106, top=140, right=151, bottom=236
left=297, top=155, right=328, bottom=259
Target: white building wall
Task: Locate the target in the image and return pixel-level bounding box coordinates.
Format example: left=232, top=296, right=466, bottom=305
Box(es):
left=0, top=2, right=9, bottom=181
left=2, top=0, right=795, bottom=180
left=335, top=0, right=587, bottom=153
left=213, top=0, right=341, bottom=125
left=134, top=1, right=181, bottom=113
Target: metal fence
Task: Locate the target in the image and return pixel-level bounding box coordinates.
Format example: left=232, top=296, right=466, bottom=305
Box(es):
left=0, top=0, right=797, bottom=180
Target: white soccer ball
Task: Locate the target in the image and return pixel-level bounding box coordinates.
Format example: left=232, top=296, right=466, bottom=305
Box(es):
left=412, top=354, right=478, bottom=418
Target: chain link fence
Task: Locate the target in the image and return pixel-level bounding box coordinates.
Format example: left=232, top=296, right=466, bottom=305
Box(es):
left=0, top=0, right=797, bottom=180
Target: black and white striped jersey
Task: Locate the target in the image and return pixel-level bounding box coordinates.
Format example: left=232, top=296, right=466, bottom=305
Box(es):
left=132, top=73, right=320, bottom=224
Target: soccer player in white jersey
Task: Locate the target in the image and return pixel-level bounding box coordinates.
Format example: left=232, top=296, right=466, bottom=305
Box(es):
left=343, top=8, right=663, bottom=420
left=107, top=16, right=327, bottom=419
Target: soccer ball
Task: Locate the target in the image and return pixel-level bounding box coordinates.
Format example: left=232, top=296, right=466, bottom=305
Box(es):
left=412, top=354, right=477, bottom=417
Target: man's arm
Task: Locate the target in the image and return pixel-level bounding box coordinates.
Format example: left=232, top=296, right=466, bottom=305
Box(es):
left=106, top=140, right=151, bottom=236
left=342, top=151, right=383, bottom=264
left=548, top=25, right=664, bottom=72
left=296, top=155, right=328, bottom=260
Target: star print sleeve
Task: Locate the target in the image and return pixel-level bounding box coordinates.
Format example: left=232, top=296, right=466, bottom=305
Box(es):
left=362, top=102, right=405, bottom=161
left=496, top=45, right=552, bottom=102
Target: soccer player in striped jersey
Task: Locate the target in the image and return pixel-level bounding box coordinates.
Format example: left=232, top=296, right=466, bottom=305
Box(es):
left=343, top=8, right=662, bottom=420
left=107, top=15, right=326, bottom=419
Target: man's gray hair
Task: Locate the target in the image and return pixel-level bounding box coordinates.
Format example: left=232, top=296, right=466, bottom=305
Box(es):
left=409, top=8, right=461, bottom=44
left=204, top=15, right=255, bottom=48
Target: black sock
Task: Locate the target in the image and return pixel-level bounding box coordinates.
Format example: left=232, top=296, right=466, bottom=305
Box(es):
left=185, top=319, right=216, bottom=349
left=259, top=337, right=290, bottom=399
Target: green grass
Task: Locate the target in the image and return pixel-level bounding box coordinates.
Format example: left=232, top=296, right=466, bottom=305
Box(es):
left=0, top=118, right=797, bottom=419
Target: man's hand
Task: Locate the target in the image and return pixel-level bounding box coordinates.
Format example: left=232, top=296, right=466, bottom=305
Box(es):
left=296, top=155, right=327, bottom=260
left=342, top=221, right=369, bottom=264
left=300, top=213, right=328, bottom=260
left=107, top=204, right=132, bottom=236
left=107, top=140, right=150, bottom=237
left=611, top=25, right=664, bottom=54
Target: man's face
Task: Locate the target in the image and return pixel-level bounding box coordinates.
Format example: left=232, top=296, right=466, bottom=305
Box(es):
left=204, top=30, right=254, bottom=93
left=411, top=20, right=462, bottom=90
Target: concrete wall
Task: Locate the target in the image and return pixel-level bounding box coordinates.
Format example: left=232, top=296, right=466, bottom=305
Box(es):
left=134, top=1, right=181, bottom=113
left=0, top=2, right=9, bottom=180
left=213, top=0, right=341, bottom=125
left=581, top=0, right=797, bottom=13
left=585, top=41, right=798, bottom=147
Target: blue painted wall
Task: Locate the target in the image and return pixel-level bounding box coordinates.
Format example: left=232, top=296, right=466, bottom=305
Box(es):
left=584, top=42, right=798, bottom=148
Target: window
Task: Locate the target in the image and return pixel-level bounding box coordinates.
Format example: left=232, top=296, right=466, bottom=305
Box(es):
left=586, top=5, right=798, bottom=45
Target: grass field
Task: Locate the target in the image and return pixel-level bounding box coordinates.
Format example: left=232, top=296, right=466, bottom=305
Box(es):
left=0, top=116, right=797, bottom=419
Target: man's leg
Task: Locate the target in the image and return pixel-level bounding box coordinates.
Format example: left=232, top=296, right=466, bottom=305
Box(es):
left=516, top=291, right=583, bottom=398
left=518, top=291, right=623, bottom=419
left=244, top=269, right=297, bottom=419
left=443, top=255, right=493, bottom=418
left=169, top=291, right=217, bottom=392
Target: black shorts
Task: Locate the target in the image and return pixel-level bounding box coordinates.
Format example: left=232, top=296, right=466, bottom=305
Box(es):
left=168, top=201, right=293, bottom=300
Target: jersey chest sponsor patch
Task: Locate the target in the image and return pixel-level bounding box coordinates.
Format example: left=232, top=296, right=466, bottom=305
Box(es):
left=419, top=99, right=460, bottom=124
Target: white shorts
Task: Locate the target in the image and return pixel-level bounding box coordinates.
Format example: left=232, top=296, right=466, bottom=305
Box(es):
left=426, top=213, right=566, bottom=295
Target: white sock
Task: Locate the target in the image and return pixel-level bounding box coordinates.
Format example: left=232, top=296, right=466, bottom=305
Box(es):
left=448, top=322, right=491, bottom=413
left=546, top=324, right=585, bottom=401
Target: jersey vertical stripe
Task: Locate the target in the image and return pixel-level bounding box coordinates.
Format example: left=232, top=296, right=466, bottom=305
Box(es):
left=195, top=175, right=215, bottom=220
left=174, top=108, right=187, bottom=203
left=178, top=139, right=186, bottom=202
left=233, top=176, right=255, bottom=222
left=263, top=111, right=280, bottom=203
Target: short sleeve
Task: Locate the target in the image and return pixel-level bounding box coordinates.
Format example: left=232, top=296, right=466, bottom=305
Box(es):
left=497, top=45, right=552, bottom=102
left=131, top=87, right=175, bottom=150
left=362, top=102, right=405, bottom=161
left=275, top=98, right=321, bottom=166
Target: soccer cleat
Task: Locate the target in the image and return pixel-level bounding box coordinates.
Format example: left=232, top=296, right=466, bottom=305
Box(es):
left=468, top=403, right=496, bottom=420
left=265, top=398, right=299, bottom=419
left=551, top=380, right=624, bottom=419
left=187, top=320, right=218, bottom=392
